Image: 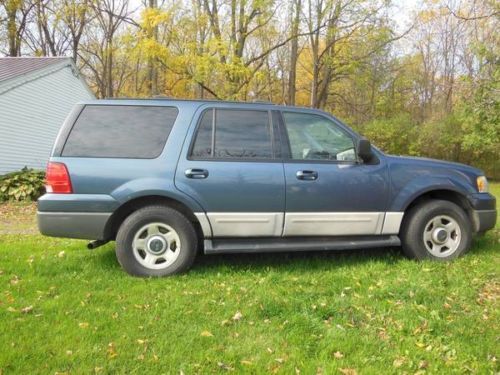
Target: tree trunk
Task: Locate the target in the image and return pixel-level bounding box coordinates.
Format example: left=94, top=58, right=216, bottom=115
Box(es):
left=148, top=0, right=159, bottom=96
left=7, top=5, right=19, bottom=56
left=288, top=0, right=301, bottom=105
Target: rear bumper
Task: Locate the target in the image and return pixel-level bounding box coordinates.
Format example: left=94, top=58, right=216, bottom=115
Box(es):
left=37, top=211, right=111, bottom=240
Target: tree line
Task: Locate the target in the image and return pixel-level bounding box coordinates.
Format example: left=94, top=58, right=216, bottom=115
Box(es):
left=1, top=0, right=498, bottom=177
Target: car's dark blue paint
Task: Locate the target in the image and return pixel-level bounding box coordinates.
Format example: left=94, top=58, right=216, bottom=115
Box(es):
left=38, top=99, right=496, bottom=243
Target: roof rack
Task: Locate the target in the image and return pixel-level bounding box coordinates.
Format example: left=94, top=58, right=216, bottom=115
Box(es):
left=102, top=97, right=277, bottom=105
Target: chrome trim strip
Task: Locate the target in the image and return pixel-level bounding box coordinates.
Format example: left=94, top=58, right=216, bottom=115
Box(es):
left=283, top=212, right=385, bottom=236
left=202, top=211, right=405, bottom=237
left=207, top=213, right=284, bottom=237
left=194, top=213, right=213, bottom=238
left=381, top=212, right=404, bottom=234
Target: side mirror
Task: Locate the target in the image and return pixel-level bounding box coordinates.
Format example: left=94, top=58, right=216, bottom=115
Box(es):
left=356, top=138, right=373, bottom=162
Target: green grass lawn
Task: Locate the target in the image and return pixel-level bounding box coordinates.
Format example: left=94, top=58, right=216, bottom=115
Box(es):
left=0, top=186, right=498, bottom=374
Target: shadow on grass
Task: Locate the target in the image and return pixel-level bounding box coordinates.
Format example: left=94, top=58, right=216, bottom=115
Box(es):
left=91, top=243, right=406, bottom=276
left=65, top=229, right=500, bottom=277
left=192, top=246, right=405, bottom=273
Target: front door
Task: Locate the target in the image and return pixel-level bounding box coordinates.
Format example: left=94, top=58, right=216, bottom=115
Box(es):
left=175, top=106, right=285, bottom=237
left=279, top=110, right=390, bottom=236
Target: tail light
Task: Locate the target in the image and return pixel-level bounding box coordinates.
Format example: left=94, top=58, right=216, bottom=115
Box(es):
left=45, top=162, right=73, bottom=194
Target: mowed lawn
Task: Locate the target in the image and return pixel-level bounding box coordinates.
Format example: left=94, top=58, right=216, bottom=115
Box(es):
left=0, top=186, right=498, bottom=374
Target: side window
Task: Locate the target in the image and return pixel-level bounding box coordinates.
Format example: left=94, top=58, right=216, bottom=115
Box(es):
left=190, top=109, right=273, bottom=159
left=62, top=105, right=178, bottom=158
left=282, top=112, right=356, bottom=162
left=191, top=109, right=213, bottom=158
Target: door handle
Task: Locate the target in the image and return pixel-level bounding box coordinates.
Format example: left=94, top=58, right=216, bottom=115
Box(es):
left=296, top=170, right=318, bottom=180
left=185, top=168, right=209, bottom=179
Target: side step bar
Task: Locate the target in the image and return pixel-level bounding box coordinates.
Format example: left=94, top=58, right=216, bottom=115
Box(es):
left=204, top=235, right=401, bottom=255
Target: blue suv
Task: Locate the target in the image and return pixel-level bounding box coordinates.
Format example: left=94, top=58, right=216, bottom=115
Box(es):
left=37, top=99, right=496, bottom=277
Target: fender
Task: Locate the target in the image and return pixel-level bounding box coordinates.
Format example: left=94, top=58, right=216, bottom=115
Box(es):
left=110, top=177, right=205, bottom=213
left=389, top=175, right=476, bottom=212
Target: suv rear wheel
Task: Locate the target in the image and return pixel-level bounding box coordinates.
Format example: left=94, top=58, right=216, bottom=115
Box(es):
left=115, top=206, right=198, bottom=277
left=400, top=199, right=472, bottom=261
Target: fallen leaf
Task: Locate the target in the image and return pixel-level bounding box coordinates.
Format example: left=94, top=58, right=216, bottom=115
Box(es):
left=232, top=311, right=243, bottom=321
left=418, top=360, right=428, bottom=369
left=79, top=322, right=89, bottom=328
left=333, top=351, right=344, bottom=359
left=58, top=251, right=65, bottom=258
left=240, top=360, right=253, bottom=365
left=217, top=362, right=234, bottom=371
left=200, top=330, right=213, bottom=337
left=107, top=342, right=117, bottom=359
left=339, top=369, right=357, bottom=375
left=21, top=306, right=33, bottom=314
left=393, top=358, right=405, bottom=368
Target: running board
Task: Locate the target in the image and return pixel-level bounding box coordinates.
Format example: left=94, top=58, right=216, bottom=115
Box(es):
left=203, top=235, right=400, bottom=255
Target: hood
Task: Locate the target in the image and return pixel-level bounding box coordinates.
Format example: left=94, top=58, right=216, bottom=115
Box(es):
left=386, top=154, right=484, bottom=176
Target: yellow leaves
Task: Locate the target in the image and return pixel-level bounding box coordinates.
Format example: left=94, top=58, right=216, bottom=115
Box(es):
left=58, top=251, right=65, bottom=258
left=78, top=322, right=89, bottom=329
left=240, top=360, right=253, bottom=366
left=200, top=330, right=214, bottom=337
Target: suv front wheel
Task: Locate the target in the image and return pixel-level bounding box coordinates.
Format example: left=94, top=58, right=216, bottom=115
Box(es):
left=115, top=206, right=198, bottom=277
left=400, top=199, right=472, bottom=261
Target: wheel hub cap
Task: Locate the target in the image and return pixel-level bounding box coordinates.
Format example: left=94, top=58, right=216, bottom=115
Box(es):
left=147, top=236, right=167, bottom=254
left=432, top=228, right=448, bottom=244
left=423, top=215, right=461, bottom=257
left=132, top=222, right=181, bottom=270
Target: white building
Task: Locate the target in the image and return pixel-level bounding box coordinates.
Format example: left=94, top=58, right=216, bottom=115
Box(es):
left=0, top=57, right=94, bottom=175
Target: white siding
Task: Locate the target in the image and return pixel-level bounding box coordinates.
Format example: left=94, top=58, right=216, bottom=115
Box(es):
left=0, top=67, right=94, bottom=175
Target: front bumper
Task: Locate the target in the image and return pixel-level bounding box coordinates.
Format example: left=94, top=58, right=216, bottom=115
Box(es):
left=468, top=193, right=496, bottom=233
left=37, top=211, right=111, bottom=240
left=471, top=209, right=497, bottom=233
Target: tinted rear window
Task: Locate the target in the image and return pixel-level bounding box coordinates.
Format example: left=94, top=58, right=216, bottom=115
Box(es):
left=62, top=105, right=178, bottom=158
left=190, top=109, right=273, bottom=159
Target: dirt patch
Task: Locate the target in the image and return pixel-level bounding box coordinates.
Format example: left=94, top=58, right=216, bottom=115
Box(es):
left=0, top=202, right=38, bottom=234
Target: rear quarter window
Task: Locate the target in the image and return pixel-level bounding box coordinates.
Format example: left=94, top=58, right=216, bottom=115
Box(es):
left=62, top=105, right=178, bottom=158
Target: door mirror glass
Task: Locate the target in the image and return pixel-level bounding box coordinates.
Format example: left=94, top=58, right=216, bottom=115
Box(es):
left=356, top=138, right=373, bottom=162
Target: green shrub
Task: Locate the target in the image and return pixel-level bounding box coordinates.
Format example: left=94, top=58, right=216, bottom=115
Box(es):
left=0, top=167, right=46, bottom=202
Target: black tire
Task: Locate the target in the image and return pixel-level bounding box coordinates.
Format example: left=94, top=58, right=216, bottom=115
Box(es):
left=400, top=199, right=472, bottom=261
left=115, top=205, right=198, bottom=277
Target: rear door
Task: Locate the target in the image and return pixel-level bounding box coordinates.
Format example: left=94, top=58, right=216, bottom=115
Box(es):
left=279, top=110, right=390, bottom=236
left=175, top=106, right=285, bottom=237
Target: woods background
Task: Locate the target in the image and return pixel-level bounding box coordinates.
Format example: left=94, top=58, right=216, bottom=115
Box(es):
left=0, top=0, right=498, bottom=177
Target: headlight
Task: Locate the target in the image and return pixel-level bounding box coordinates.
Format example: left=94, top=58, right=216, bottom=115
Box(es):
left=477, top=176, right=489, bottom=193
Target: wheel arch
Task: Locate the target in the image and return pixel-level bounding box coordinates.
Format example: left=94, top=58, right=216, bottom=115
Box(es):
left=401, top=189, right=474, bottom=231
left=103, top=195, right=208, bottom=241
